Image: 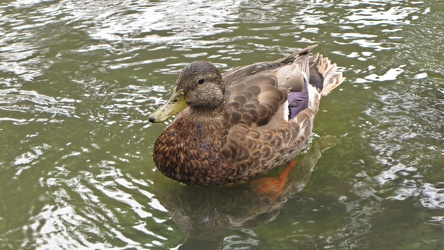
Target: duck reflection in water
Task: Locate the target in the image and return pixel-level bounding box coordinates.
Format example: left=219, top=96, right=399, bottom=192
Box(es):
left=154, top=136, right=339, bottom=250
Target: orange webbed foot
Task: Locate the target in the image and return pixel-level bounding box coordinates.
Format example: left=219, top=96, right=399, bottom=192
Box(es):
left=250, top=160, right=296, bottom=201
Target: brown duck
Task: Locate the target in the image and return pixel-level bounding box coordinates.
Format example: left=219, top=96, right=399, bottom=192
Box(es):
left=149, top=45, right=345, bottom=186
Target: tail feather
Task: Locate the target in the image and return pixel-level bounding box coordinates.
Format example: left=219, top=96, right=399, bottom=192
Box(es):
left=309, top=54, right=345, bottom=96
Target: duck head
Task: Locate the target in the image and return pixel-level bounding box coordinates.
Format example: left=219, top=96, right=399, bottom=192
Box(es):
left=149, top=61, right=225, bottom=123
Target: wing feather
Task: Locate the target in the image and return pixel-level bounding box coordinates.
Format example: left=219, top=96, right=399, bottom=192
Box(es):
left=225, top=73, right=288, bottom=126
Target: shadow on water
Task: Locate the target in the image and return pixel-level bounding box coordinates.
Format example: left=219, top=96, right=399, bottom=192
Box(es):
left=153, top=135, right=339, bottom=249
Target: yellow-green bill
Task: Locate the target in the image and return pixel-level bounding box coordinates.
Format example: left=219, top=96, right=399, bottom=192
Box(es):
left=149, top=88, right=187, bottom=123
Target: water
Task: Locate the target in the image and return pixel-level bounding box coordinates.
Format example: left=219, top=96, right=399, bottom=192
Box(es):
left=1, top=0, right=443, bottom=249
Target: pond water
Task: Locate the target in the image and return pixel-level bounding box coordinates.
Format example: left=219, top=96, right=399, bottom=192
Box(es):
left=1, top=0, right=443, bottom=249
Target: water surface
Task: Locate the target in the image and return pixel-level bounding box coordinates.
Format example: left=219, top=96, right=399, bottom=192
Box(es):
left=1, top=0, right=443, bottom=249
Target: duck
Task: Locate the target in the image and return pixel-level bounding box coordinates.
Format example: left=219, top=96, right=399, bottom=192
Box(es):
left=149, top=45, right=345, bottom=186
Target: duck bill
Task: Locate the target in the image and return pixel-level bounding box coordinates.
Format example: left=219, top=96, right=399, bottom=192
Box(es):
left=149, top=88, right=187, bottom=123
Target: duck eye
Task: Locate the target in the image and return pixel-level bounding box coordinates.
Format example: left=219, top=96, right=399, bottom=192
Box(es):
left=197, top=78, right=205, bottom=84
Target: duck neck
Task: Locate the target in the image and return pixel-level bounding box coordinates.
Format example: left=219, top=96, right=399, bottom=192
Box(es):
left=187, top=105, right=225, bottom=121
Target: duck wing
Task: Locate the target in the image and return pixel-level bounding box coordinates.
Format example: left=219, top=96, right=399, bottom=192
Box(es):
left=224, top=70, right=287, bottom=127
left=222, top=46, right=315, bottom=127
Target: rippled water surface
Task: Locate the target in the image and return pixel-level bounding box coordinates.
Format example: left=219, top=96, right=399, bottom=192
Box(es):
left=1, top=0, right=443, bottom=249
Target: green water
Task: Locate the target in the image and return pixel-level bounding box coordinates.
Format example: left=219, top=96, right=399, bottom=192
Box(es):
left=1, top=0, right=443, bottom=249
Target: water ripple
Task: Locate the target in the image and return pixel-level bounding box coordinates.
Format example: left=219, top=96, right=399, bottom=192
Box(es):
left=420, top=182, right=444, bottom=209
left=34, top=162, right=165, bottom=249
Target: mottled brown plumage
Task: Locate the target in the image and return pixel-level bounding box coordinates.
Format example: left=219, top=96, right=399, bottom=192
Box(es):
left=149, top=45, right=345, bottom=186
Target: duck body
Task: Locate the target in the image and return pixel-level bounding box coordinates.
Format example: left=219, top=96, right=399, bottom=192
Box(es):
left=150, top=45, right=345, bottom=186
